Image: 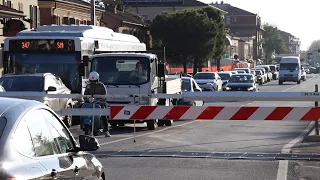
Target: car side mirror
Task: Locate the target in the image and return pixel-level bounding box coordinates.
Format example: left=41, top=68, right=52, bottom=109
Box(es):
left=79, top=135, right=99, bottom=151
left=47, top=86, right=57, bottom=92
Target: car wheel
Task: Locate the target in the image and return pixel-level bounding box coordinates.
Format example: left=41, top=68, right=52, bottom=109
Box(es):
left=63, top=104, right=73, bottom=127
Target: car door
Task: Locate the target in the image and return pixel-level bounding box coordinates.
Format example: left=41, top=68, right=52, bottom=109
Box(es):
left=23, top=109, right=75, bottom=180
left=41, top=109, right=100, bottom=180
left=11, top=118, right=47, bottom=179
left=54, top=77, right=71, bottom=110
left=191, top=79, right=203, bottom=106
left=44, top=75, right=60, bottom=110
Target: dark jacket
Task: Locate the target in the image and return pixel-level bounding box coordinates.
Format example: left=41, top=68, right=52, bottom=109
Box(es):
left=84, top=81, right=107, bottom=96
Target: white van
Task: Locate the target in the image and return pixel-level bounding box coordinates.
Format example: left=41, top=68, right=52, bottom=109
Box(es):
left=279, top=56, right=301, bottom=85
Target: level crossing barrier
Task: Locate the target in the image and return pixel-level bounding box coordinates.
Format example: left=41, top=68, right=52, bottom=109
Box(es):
left=0, top=91, right=320, bottom=120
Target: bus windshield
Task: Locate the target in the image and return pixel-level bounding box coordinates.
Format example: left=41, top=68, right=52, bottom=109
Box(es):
left=91, top=56, right=150, bottom=85
left=8, top=53, right=80, bottom=92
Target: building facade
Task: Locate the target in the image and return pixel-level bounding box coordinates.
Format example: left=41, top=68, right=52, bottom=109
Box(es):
left=212, top=2, right=264, bottom=62
left=38, top=0, right=104, bottom=26
left=279, top=30, right=301, bottom=54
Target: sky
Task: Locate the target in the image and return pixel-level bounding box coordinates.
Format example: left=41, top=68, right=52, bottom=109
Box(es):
left=200, top=0, right=320, bottom=50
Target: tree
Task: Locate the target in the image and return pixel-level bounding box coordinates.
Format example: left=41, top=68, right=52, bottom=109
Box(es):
left=308, top=40, right=320, bottom=52
left=263, top=24, right=286, bottom=64
left=151, top=8, right=225, bottom=73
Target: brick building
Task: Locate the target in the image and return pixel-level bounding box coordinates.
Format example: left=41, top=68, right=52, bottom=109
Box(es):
left=38, top=0, right=104, bottom=26
left=212, top=2, right=264, bottom=62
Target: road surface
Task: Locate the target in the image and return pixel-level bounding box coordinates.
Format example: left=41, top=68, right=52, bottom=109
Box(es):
left=71, top=74, right=320, bottom=180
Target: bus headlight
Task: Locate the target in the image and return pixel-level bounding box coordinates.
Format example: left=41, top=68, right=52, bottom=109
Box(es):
left=247, top=87, right=254, bottom=91
left=225, top=87, right=231, bottom=91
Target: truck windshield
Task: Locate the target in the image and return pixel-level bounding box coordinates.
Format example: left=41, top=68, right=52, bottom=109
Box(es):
left=91, top=56, right=150, bottom=85
left=280, top=63, right=298, bottom=70
left=8, top=53, right=79, bottom=92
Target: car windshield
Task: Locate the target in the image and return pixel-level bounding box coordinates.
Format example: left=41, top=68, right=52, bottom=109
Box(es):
left=229, top=75, right=254, bottom=83
left=280, top=63, right=299, bottom=70
left=8, top=53, right=79, bottom=93
left=256, top=69, right=265, bottom=74
left=194, top=73, right=215, bottom=79
left=235, top=69, right=249, bottom=73
left=91, top=57, right=151, bottom=85
left=218, top=73, right=231, bottom=80
left=270, top=66, right=276, bottom=71
left=257, top=66, right=269, bottom=72
left=0, top=76, right=44, bottom=91
left=181, top=79, right=191, bottom=91
left=255, top=71, right=262, bottom=75
left=237, top=70, right=245, bottom=73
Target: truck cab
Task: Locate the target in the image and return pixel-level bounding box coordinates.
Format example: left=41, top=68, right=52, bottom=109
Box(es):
left=88, top=53, right=182, bottom=130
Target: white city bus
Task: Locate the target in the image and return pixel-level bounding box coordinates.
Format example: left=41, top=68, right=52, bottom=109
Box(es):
left=3, top=25, right=146, bottom=94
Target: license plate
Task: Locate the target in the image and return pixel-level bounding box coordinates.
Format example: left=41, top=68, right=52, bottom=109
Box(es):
left=84, top=118, right=92, bottom=125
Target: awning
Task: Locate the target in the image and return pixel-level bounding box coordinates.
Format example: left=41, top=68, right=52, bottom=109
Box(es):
left=0, top=5, right=25, bottom=18
left=225, top=35, right=232, bottom=46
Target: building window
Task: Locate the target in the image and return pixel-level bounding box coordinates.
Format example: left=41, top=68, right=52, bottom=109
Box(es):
left=62, top=17, right=69, bottom=25
left=232, top=17, right=237, bottom=23
left=76, top=19, right=79, bottom=25
left=69, top=18, right=75, bottom=25
left=18, top=2, right=23, bottom=11
left=226, top=17, right=230, bottom=25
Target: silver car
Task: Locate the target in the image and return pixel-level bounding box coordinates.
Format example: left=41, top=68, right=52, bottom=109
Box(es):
left=0, top=97, right=105, bottom=179
left=0, top=73, right=74, bottom=127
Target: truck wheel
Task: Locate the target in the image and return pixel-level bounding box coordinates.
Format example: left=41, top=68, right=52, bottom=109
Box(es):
left=164, top=120, right=173, bottom=126
left=279, top=81, right=283, bottom=85
left=297, top=80, right=301, bottom=84
left=157, top=120, right=165, bottom=127
left=147, top=120, right=157, bottom=130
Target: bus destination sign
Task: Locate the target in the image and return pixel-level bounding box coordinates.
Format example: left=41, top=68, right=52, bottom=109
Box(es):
left=9, top=39, right=75, bottom=52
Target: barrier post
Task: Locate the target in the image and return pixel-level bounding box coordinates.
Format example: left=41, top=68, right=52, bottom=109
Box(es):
left=315, top=84, right=319, bottom=135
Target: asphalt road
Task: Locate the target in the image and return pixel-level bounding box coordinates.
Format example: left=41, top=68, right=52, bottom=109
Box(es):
left=71, top=74, right=320, bottom=180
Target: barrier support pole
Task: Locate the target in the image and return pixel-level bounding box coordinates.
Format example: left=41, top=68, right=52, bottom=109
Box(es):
left=315, top=84, right=319, bottom=135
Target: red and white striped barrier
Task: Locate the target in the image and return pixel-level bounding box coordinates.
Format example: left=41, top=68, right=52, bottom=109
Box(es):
left=110, top=106, right=320, bottom=121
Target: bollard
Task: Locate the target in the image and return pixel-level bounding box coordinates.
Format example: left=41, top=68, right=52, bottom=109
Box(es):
left=315, top=84, right=319, bottom=135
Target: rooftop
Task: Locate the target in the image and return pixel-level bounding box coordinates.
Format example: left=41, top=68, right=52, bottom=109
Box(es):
left=211, top=3, right=257, bottom=16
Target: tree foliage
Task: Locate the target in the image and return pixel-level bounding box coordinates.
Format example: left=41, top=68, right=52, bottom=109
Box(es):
left=308, top=40, right=320, bottom=52
left=262, top=24, right=286, bottom=63
left=151, top=7, right=225, bottom=73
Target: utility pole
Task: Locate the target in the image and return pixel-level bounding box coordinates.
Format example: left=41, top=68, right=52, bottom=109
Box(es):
left=90, top=0, right=96, bottom=25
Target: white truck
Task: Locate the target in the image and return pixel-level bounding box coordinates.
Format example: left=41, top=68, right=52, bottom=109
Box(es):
left=279, top=56, right=302, bottom=85
left=89, top=53, right=182, bottom=130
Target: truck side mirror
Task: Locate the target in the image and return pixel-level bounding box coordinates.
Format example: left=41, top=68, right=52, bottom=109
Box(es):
left=78, top=62, right=85, bottom=76
left=83, top=56, right=90, bottom=66
left=157, top=63, right=165, bottom=78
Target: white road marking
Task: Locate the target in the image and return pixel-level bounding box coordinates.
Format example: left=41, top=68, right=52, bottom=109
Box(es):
left=99, top=120, right=197, bottom=146
left=276, top=122, right=314, bottom=180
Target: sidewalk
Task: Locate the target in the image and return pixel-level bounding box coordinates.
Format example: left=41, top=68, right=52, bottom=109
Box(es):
left=291, top=129, right=320, bottom=154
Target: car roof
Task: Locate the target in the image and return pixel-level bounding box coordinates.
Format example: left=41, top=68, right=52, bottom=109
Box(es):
left=181, top=77, right=192, bottom=80
left=218, top=72, right=232, bottom=74
left=195, top=72, right=215, bottom=74
left=0, top=97, right=42, bottom=117
left=2, top=73, right=53, bottom=77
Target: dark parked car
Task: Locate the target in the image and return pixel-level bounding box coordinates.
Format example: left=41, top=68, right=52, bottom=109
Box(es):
left=0, top=97, right=105, bottom=179
left=225, top=74, right=258, bottom=92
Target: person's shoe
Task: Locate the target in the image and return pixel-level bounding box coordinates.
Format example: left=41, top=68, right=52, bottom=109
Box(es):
left=105, top=131, right=111, bottom=137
